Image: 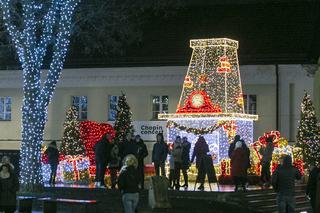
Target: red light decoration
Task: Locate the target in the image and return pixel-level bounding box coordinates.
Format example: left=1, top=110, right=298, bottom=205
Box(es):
left=183, top=76, right=194, bottom=88
left=177, top=90, right=222, bottom=113
left=217, top=56, right=231, bottom=73
left=79, top=121, right=116, bottom=175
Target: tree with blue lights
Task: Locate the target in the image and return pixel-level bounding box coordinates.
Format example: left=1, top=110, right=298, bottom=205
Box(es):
left=0, top=0, right=80, bottom=192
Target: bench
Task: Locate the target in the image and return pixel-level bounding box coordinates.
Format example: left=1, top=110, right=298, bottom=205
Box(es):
left=38, top=197, right=99, bottom=213
left=17, top=196, right=36, bottom=213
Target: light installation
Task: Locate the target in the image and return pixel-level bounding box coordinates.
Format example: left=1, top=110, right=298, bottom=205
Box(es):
left=0, top=0, right=80, bottom=191
left=159, top=38, right=258, bottom=169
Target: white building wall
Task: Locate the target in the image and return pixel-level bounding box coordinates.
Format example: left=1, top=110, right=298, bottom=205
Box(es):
left=0, top=65, right=313, bottom=152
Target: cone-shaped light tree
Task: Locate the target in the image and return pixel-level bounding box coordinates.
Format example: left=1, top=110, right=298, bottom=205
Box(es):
left=296, top=92, right=320, bottom=167
left=0, top=0, right=80, bottom=191
left=61, top=107, right=86, bottom=156
left=113, top=93, right=134, bottom=143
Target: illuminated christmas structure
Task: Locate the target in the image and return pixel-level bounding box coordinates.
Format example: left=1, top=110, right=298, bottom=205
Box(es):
left=159, top=38, right=258, bottom=166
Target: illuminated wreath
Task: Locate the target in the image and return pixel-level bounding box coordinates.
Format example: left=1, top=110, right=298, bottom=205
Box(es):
left=167, top=120, right=228, bottom=135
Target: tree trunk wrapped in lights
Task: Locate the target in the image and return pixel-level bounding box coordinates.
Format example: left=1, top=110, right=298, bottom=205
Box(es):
left=0, top=0, right=80, bottom=192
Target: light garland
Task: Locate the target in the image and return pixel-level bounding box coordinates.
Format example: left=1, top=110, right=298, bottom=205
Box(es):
left=158, top=113, right=258, bottom=120
left=167, top=120, right=227, bottom=135
left=0, top=0, right=80, bottom=191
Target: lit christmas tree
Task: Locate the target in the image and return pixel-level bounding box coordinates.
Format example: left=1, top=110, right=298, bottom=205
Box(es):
left=0, top=0, right=80, bottom=191
left=296, top=92, right=320, bottom=167
left=113, top=93, right=134, bottom=143
left=61, top=107, right=86, bottom=156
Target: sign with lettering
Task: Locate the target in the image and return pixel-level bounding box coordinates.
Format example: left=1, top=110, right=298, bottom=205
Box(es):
left=133, top=121, right=167, bottom=141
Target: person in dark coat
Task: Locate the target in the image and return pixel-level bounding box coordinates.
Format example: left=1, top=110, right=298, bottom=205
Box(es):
left=272, top=155, right=301, bottom=213
left=108, top=141, right=121, bottom=189
left=172, top=136, right=183, bottom=190
left=122, top=133, right=138, bottom=160
left=152, top=133, right=168, bottom=177
left=0, top=164, right=19, bottom=213
left=228, top=135, right=241, bottom=158
left=94, top=133, right=111, bottom=188
left=306, top=163, right=320, bottom=212
left=191, top=136, right=210, bottom=190
left=44, top=140, right=59, bottom=185
left=231, top=141, right=248, bottom=192
left=135, top=135, right=148, bottom=189
left=181, top=137, right=191, bottom=188
left=118, top=154, right=140, bottom=213
left=260, top=137, right=274, bottom=186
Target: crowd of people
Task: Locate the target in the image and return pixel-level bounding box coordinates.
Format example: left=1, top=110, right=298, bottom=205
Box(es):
left=40, top=132, right=320, bottom=213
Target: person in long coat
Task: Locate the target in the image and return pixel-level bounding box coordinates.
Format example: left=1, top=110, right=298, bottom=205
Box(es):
left=94, top=133, right=111, bottom=187
left=260, top=137, right=274, bottom=186
left=181, top=137, right=191, bottom=188
left=135, top=135, right=148, bottom=189
left=108, top=141, right=121, bottom=189
left=191, top=136, right=209, bottom=190
left=44, top=140, right=59, bottom=185
left=0, top=164, right=19, bottom=213
left=306, top=163, right=320, bottom=212
left=152, top=133, right=168, bottom=177
left=231, top=141, right=248, bottom=192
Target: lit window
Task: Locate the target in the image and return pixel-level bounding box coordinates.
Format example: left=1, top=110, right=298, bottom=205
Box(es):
left=152, top=95, right=168, bottom=119
left=243, top=94, right=257, bottom=114
left=72, top=96, right=88, bottom=120
left=0, top=97, right=11, bottom=121
left=108, top=95, right=119, bottom=121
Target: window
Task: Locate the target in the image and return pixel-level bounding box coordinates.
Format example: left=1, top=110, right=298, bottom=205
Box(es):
left=0, top=97, right=11, bottom=121
left=152, top=95, right=168, bottom=119
left=72, top=96, right=88, bottom=120
left=108, top=95, right=119, bottom=121
left=243, top=94, right=257, bottom=114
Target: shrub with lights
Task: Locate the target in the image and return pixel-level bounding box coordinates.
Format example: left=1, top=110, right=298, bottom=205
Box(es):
left=159, top=38, right=258, bottom=176
left=79, top=121, right=116, bottom=176
left=0, top=0, right=80, bottom=191
left=60, top=107, right=90, bottom=183
left=296, top=92, right=320, bottom=167
left=251, top=131, right=304, bottom=175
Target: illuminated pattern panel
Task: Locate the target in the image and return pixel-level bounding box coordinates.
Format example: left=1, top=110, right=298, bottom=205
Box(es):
left=167, top=118, right=254, bottom=164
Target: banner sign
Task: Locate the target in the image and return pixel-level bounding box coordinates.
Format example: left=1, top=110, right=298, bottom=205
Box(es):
left=133, top=121, right=167, bottom=141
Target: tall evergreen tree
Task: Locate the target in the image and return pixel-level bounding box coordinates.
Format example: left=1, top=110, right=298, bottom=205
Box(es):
left=61, top=107, right=86, bottom=156
left=296, top=92, right=320, bottom=166
left=114, top=93, right=134, bottom=143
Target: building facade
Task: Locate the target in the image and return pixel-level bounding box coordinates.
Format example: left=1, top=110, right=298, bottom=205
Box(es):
left=0, top=64, right=314, bottom=164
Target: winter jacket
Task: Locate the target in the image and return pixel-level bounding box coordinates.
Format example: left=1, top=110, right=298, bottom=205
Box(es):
left=0, top=172, right=19, bottom=208
left=94, top=139, right=109, bottom=163
left=118, top=165, right=139, bottom=194
left=260, top=142, right=274, bottom=163
left=181, top=141, right=191, bottom=168
left=122, top=140, right=138, bottom=159
left=172, top=142, right=183, bottom=163
left=108, top=144, right=120, bottom=169
left=136, top=140, right=148, bottom=164
left=272, top=165, right=301, bottom=195
left=231, top=148, right=248, bottom=177
left=191, top=140, right=209, bottom=169
left=152, top=142, right=168, bottom=164
left=45, top=145, right=59, bottom=165
left=306, top=167, right=320, bottom=198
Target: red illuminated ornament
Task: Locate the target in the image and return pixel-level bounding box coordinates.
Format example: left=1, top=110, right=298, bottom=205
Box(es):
left=237, top=93, right=244, bottom=106
left=79, top=121, right=116, bottom=175
left=217, top=56, right=231, bottom=73
left=199, top=74, right=208, bottom=85
left=183, top=76, right=193, bottom=88
left=222, top=120, right=237, bottom=139
left=177, top=90, right=222, bottom=113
